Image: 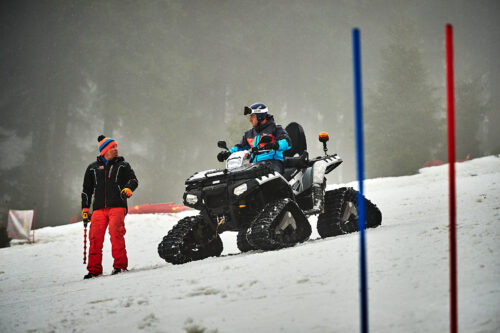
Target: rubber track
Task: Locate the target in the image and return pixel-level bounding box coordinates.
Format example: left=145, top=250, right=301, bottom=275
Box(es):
left=236, top=209, right=260, bottom=253
left=158, top=215, right=223, bottom=265
left=247, top=198, right=312, bottom=251
left=317, top=187, right=382, bottom=238
left=236, top=229, right=255, bottom=252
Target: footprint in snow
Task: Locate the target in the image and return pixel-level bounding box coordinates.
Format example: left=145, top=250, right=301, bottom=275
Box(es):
left=137, top=313, right=158, bottom=329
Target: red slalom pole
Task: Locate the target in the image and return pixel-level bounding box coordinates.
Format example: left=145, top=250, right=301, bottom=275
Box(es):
left=446, top=23, right=458, bottom=333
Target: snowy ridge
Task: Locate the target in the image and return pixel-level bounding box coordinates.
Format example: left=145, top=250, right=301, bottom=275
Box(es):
left=1, top=156, right=499, bottom=332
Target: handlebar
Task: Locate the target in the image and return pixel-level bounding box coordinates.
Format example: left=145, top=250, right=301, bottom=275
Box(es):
left=248, top=148, right=273, bottom=163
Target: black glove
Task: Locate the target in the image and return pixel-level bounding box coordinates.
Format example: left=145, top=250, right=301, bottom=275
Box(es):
left=217, top=150, right=230, bottom=162
left=251, top=146, right=260, bottom=154
left=263, top=142, right=279, bottom=151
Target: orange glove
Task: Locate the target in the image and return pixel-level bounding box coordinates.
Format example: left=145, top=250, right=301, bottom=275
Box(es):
left=81, top=208, right=91, bottom=222
left=121, top=188, right=133, bottom=200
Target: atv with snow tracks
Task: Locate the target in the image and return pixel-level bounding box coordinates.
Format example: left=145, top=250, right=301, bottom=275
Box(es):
left=158, top=122, right=382, bottom=264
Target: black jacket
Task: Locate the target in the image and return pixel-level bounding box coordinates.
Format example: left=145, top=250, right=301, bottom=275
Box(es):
left=81, top=156, right=139, bottom=211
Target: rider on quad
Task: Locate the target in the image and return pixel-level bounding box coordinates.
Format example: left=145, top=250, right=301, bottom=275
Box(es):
left=157, top=112, right=383, bottom=264
left=217, top=102, right=292, bottom=174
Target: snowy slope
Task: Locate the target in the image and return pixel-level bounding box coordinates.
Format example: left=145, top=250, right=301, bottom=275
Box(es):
left=1, top=156, right=499, bottom=333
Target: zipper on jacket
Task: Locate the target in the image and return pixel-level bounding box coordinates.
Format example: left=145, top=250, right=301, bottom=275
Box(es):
left=104, top=168, right=107, bottom=207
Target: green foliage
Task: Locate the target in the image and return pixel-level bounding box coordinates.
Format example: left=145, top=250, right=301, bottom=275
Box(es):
left=365, top=21, right=444, bottom=178
left=455, top=76, right=489, bottom=159
left=1, top=1, right=497, bottom=226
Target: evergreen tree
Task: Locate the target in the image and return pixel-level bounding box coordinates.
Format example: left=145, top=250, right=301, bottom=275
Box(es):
left=455, top=76, right=489, bottom=159
left=365, top=21, right=443, bottom=178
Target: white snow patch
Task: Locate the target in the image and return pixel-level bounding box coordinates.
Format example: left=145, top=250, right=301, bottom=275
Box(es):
left=1, top=156, right=499, bottom=332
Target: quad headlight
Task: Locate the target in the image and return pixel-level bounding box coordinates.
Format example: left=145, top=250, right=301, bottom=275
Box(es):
left=233, top=183, right=248, bottom=196
left=185, top=194, right=198, bottom=205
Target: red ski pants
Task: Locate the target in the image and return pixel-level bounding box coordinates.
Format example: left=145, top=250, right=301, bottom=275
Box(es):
left=87, top=207, right=127, bottom=275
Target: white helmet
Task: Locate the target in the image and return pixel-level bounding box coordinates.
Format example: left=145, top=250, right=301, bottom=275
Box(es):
left=244, top=102, right=269, bottom=122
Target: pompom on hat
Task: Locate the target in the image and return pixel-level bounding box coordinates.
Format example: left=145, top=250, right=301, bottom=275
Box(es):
left=97, top=135, right=117, bottom=156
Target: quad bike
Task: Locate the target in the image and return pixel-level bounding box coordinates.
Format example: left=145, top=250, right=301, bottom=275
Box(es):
left=158, top=122, right=382, bottom=264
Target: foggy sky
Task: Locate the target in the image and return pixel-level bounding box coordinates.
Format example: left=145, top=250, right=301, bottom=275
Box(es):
left=1, top=0, right=499, bottom=227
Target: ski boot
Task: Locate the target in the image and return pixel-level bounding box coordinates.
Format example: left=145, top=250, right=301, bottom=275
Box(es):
left=83, top=272, right=100, bottom=279
left=304, top=183, right=325, bottom=216
left=112, top=268, right=127, bottom=275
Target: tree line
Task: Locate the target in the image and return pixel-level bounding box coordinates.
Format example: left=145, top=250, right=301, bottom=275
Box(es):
left=0, top=0, right=493, bottom=228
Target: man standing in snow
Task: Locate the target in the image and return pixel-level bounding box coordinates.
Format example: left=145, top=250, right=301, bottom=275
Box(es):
left=81, top=135, right=139, bottom=279
left=217, top=102, right=292, bottom=174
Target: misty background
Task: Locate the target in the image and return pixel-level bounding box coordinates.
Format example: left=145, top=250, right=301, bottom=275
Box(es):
left=1, top=0, right=499, bottom=228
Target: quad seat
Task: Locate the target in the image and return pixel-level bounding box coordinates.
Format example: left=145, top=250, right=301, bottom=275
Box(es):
left=283, top=122, right=309, bottom=180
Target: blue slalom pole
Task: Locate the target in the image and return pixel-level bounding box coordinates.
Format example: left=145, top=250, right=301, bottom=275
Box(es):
left=352, top=28, right=369, bottom=333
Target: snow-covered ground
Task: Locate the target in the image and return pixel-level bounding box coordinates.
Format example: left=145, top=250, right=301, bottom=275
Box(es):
left=1, top=156, right=499, bottom=333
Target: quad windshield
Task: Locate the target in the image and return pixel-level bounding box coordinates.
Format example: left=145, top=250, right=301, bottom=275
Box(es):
left=226, top=151, right=251, bottom=170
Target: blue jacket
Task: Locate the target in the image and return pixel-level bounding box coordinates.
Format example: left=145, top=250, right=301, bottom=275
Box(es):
left=229, top=119, right=292, bottom=162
